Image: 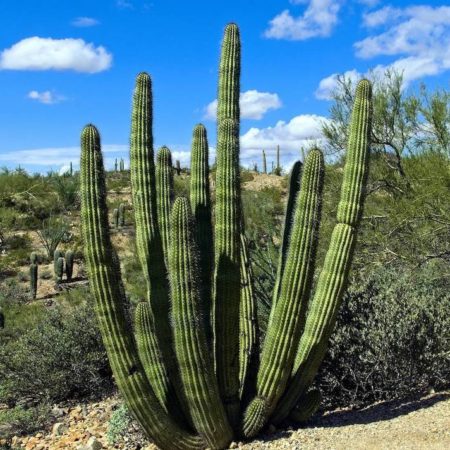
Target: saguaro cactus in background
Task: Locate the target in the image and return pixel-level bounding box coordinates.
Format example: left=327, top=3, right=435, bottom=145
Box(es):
left=80, top=22, right=372, bottom=450
left=274, top=145, right=281, bottom=176
left=65, top=250, right=75, bottom=281
left=175, top=160, right=181, bottom=175
left=262, top=150, right=267, bottom=174
left=30, top=262, right=38, bottom=299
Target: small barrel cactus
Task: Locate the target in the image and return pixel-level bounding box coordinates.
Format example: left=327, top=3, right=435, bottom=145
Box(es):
left=55, top=256, right=64, bottom=283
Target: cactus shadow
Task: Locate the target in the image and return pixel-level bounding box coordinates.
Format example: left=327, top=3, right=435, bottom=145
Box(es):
left=309, top=391, right=450, bottom=428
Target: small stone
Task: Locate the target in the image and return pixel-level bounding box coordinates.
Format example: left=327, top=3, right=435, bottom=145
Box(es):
left=52, top=422, right=67, bottom=436
left=229, top=442, right=238, bottom=449
left=85, top=436, right=102, bottom=450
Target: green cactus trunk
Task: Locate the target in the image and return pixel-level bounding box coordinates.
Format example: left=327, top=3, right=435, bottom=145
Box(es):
left=242, top=149, right=324, bottom=438
left=213, top=22, right=241, bottom=428
left=65, top=250, right=74, bottom=281
left=276, top=145, right=280, bottom=175
left=156, top=146, right=174, bottom=261
left=289, top=389, right=321, bottom=423
left=0, top=308, right=4, bottom=329
left=271, top=79, right=372, bottom=425
left=54, top=249, right=63, bottom=273
left=115, top=158, right=118, bottom=172
left=80, top=124, right=203, bottom=450
left=170, top=197, right=233, bottom=449
left=262, top=150, right=267, bottom=174
left=30, top=263, right=38, bottom=299
left=190, top=124, right=213, bottom=339
left=30, top=252, right=38, bottom=264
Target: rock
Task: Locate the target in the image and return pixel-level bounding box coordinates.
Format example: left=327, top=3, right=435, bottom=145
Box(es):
left=229, top=442, right=239, bottom=449
left=85, top=436, right=102, bottom=450
left=52, top=422, right=67, bottom=436
left=51, top=405, right=66, bottom=418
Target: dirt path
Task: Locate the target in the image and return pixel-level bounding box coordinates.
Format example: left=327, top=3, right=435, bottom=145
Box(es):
left=241, top=392, right=450, bottom=450
left=8, top=391, right=450, bottom=449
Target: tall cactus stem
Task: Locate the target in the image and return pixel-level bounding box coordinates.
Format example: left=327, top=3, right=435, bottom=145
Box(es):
left=65, top=250, right=75, bottom=281
left=190, top=124, right=213, bottom=340
left=170, top=197, right=233, bottom=449
left=272, top=161, right=302, bottom=306
left=30, top=263, right=38, bottom=299
left=262, top=150, right=267, bottom=174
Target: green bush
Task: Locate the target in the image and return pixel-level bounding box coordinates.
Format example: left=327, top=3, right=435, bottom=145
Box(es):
left=0, top=404, right=50, bottom=439
left=107, top=403, right=147, bottom=448
left=0, top=295, right=112, bottom=405
left=317, top=262, right=450, bottom=409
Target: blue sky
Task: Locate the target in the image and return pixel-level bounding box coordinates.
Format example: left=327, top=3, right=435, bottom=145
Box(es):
left=0, top=0, right=449, bottom=173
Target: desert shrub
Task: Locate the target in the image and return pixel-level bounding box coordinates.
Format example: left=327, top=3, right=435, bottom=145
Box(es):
left=0, top=404, right=50, bottom=439
left=0, top=297, right=112, bottom=405
left=107, top=403, right=147, bottom=448
left=36, top=216, right=70, bottom=259
left=51, top=175, right=79, bottom=211
left=317, top=262, right=450, bottom=409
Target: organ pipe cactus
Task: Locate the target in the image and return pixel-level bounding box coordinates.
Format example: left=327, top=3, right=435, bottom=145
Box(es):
left=80, top=22, right=372, bottom=450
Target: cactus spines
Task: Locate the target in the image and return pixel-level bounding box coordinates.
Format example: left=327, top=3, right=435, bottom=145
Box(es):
left=65, top=250, right=75, bottom=281
left=30, top=263, right=38, bottom=299
left=218, top=23, right=240, bottom=127
left=55, top=256, right=64, bottom=283
left=80, top=124, right=203, bottom=450
left=190, top=124, right=213, bottom=336
left=262, top=150, right=267, bottom=174
left=272, top=79, right=372, bottom=425
left=118, top=203, right=126, bottom=227
left=242, top=148, right=324, bottom=438
left=170, top=197, right=233, bottom=449
left=156, top=146, right=174, bottom=260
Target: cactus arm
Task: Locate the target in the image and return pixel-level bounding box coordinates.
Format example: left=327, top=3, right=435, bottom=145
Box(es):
left=80, top=124, right=204, bottom=450
left=272, top=161, right=302, bottom=306
left=190, top=124, right=213, bottom=339
left=289, top=389, right=321, bottom=423
left=156, top=146, right=174, bottom=260
left=239, top=233, right=259, bottom=401
left=170, top=197, right=233, bottom=449
left=213, top=118, right=241, bottom=427
left=213, top=22, right=242, bottom=427
left=129, top=72, right=181, bottom=404
left=242, top=149, right=324, bottom=438
left=271, top=79, right=372, bottom=425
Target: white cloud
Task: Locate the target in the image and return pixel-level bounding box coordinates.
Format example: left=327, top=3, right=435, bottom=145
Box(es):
left=117, top=0, right=133, bottom=8
left=205, top=90, right=282, bottom=120
left=315, top=69, right=361, bottom=100
left=71, top=17, right=99, bottom=27
left=318, top=5, right=450, bottom=98
left=28, top=90, right=65, bottom=104
left=265, top=0, right=344, bottom=40
left=356, top=0, right=380, bottom=8
left=0, top=37, right=112, bottom=73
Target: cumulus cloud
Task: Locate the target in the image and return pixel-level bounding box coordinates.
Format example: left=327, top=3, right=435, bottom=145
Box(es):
left=0, top=37, right=112, bottom=73
left=71, top=17, right=99, bottom=27
left=265, top=0, right=344, bottom=40
left=205, top=90, right=282, bottom=120
left=240, top=114, right=328, bottom=167
left=317, top=5, right=450, bottom=98
left=28, top=90, right=65, bottom=104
